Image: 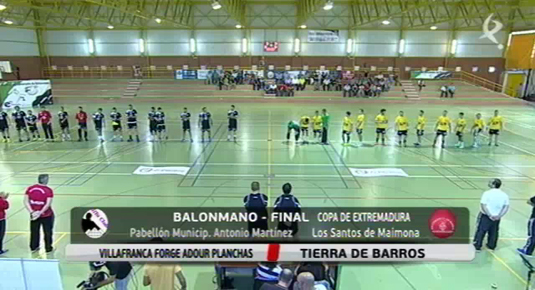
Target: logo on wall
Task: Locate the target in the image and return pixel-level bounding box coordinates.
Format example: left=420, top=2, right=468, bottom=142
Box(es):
left=264, top=42, right=279, bottom=52
left=428, top=209, right=457, bottom=239
left=480, top=14, right=504, bottom=50
left=82, top=209, right=109, bottom=239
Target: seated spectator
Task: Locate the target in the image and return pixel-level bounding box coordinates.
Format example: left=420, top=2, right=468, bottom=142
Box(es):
left=254, top=262, right=282, bottom=290
left=299, top=77, right=306, bottom=91
left=375, top=85, right=382, bottom=97
left=287, top=85, right=295, bottom=97
left=334, top=79, right=342, bottom=91
left=277, top=84, right=288, bottom=97
left=322, top=78, right=331, bottom=91
left=314, top=80, right=321, bottom=91
left=357, top=85, right=365, bottom=98
left=295, top=272, right=328, bottom=290
left=343, top=84, right=351, bottom=97
left=440, top=85, right=448, bottom=98
left=260, top=269, right=293, bottom=290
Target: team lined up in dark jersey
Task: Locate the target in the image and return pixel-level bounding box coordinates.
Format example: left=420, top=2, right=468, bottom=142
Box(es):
left=0, top=104, right=239, bottom=143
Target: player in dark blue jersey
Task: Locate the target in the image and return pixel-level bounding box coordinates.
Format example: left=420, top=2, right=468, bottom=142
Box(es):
left=125, top=104, right=140, bottom=142
left=227, top=105, right=239, bottom=142
left=25, top=110, right=41, bottom=141
left=93, top=108, right=105, bottom=142
left=198, top=107, right=213, bottom=142
left=58, top=106, right=71, bottom=141
left=0, top=108, right=11, bottom=142
left=110, top=107, right=123, bottom=142
left=154, top=107, right=167, bottom=141
left=180, top=107, right=193, bottom=142
left=12, top=106, right=30, bottom=142
left=148, top=107, right=157, bottom=142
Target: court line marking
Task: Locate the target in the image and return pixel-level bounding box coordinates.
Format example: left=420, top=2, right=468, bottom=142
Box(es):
left=3, top=160, right=535, bottom=168
left=0, top=172, right=533, bottom=179
left=487, top=250, right=527, bottom=286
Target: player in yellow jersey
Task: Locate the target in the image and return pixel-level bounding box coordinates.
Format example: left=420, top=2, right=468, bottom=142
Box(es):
left=300, top=114, right=311, bottom=144
left=488, top=110, right=504, bottom=146
left=471, top=113, right=485, bottom=148
left=312, top=110, right=323, bottom=142
left=433, top=110, right=452, bottom=148
left=355, top=109, right=366, bottom=146
left=375, top=109, right=388, bottom=145
left=342, top=111, right=354, bottom=145
left=395, top=111, right=409, bottom=147
left=414, top=110, right=426, bottom=147
left=454, top=112, right=467, bottom=149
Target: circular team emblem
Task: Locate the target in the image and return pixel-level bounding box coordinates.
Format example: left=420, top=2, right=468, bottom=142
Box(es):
left=82, top=209, right=109, bottom=239
left=428, top=209, right=456, bottom=239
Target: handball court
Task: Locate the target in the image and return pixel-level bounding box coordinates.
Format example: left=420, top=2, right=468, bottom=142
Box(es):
left=0, top=81, right=534, bottom=289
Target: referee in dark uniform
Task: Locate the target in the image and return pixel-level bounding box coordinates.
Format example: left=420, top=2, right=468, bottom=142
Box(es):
left=518, top=196, right=535, bottom=255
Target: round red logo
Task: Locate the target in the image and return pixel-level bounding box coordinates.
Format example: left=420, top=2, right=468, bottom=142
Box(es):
left=429, top=209, right=457, bottom=239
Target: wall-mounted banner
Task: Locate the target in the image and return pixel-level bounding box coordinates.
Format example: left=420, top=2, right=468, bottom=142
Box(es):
left=411, top=71, right=453, bottom=80
left=175, top=70, right=198, bottom=80
left=308, top=30, right=340, bottom=42
left=1, top=80, right=53, bottom=110
left=197, top=70, right=210, bottom=80
left=350, top=168, right=409, bottom=177
left=133, top=166, right=190, bottom=175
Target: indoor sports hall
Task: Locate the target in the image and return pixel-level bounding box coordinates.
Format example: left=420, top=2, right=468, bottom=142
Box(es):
left=1, top=1, right=535, bottom=290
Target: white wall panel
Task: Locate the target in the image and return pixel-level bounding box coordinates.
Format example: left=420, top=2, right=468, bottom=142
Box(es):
left=45, top=31, right=89, bottom=43
left=196, top=30, right=241, bottom=43
left=147, top=30, right=190, bottom=43
left=0, top=28, right=39, bottom=56
left=457, top=31, right=507, bottom=45
left=47, top=44, right=89, bottom=56
left=405, top=44, right=448, bottom=57
left=197, top=43, right=241, bottom=56
left=302, top=43, right=345, bottom=56
left=356, top=31, right=399, bottom=44
left=357, top=44, right=397, bottom=57
left=148, top=43, right=189, bottom=56
left=94, top=31, right=140, bottom=43
left=95, top=43, right=139, bottom=56
left=405, top=31, right=450, bottom=44
left=456, top=44, right=503, bottom=57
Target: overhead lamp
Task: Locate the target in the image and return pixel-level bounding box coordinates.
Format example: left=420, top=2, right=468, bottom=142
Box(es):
left=139, top=39, right=145, bottom=54
left=107, top=25, right=114, bottom=29
left=88, top=39, right=95, bottom=54
left=451, top=39, right=458, bottom=54
left=212, top=0, right=222, bottom=10
left=299, top=25, right=307, bottom=29
left=399, top=39, right=405, bottom=54
left=0, top=4, right=6, bottom=11
left=190, top=38, right=196, bottom=53
left=3, top=20, right=13, bottom=25
left=155, top=18, right=162, bottom=24
left=382, top=20, right=390, bottom=25
left=323, top=0, right=333, bottom=10
left=236, top=24, right=242, bottom=29
left=430, top=26, right=437, bottom=30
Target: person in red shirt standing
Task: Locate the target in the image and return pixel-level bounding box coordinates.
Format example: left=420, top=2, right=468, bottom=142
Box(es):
left=38, top=106, right=54, bottom=142
left=0, top=191, right=9, bottom=255
left=76, top=106, right=88, bottom=142
left=24, top=174, right=54, bottom=253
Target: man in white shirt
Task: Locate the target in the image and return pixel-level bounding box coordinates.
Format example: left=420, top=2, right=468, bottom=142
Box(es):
left=473, top=178, right=509, bottom=252
left=440, top=85, right=448, bottom=98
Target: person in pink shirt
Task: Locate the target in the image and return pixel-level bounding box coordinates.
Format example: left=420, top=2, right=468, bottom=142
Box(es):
left=24, top=174, right=54, bottom=252
left=0, top=191, right=9, bottom=255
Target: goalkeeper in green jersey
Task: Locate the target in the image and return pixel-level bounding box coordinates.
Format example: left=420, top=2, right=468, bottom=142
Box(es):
left=286, top=121, right=301, bottom=142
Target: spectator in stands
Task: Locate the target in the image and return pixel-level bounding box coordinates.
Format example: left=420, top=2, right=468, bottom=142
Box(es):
left=90, top=261, right=133, bottom=290
left=287, top=85, right=295, bottom=97
left=295, top=272, right=328, bottom=290
left=440, top=84, right=448, bottom=98
left=375, top=84, right=382, bottom=97
left=254, top=262, right=283, bottom=290
left=343, top=84, right=351, bottom=97
left=143, top=262, right=187, bottom=290
left=417, top=80, right=426, bottom=92
left=274, top=183, right=302, bottom=236
left=393, top=74, right=401, bottom=86
left=295, top=262, right=332, bottom=289
left=299, top=77, right=306, bottom=91
left=322, top=78, right=331, bottom=91
left=260, top=269, right=293, bottom=290
left=448, top=83, right=456, bottom=98
left=206, top=70, right=213, bottom=85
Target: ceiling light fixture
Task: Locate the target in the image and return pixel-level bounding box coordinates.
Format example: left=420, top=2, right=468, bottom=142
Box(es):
left=0, top=4, right=7, bottom=11
left=212, top=0, right=222, bottom=10
left=155, top=18, right=162, bottom=24
left=299, top=25, right=307, bottom=29
left=430, top=26, right=437, bottom=30
left=107, top=25, right=114, bottom=29
left=382, top=20, right=390, bottom=25
left=236, top=24, right=242, bottom=29
left=3, top=20, right=13, bottom=25
left=323, top=0, right=333, bottom=10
